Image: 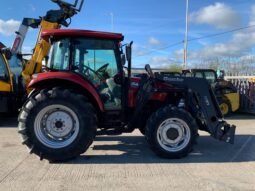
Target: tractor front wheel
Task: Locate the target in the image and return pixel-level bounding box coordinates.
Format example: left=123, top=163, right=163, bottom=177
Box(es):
left=18, top=88, right=97, bottom=162
left=145, top=106, right=197, bottom=159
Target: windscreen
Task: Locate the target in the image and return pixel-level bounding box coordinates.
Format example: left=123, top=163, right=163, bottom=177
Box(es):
left=72, top=38, right=118, bottom=78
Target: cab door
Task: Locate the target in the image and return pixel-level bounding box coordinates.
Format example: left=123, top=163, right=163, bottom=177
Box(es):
left=0, top=53, right=12, bottom=113
left=72, top=38, right=122, bottom=110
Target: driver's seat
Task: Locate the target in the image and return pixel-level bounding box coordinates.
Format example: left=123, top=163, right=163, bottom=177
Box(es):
left=106, top=78, right=121, bottom=106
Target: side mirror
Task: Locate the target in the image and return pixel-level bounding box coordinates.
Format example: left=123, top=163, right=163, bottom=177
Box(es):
left=121, top=54, right=126, bottom=66
left=125, top=41, right=133, bottom=62
left=126, top=41, right=133, bottom=80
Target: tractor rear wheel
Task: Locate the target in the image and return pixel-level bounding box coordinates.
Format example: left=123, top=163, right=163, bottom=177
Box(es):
left=145, top=106, right=197, bottom=159
left=18, top=88, right=97, bottom=162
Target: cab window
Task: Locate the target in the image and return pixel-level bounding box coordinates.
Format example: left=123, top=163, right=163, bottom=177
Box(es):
left=204, top=71, right=216, bottom=84
left=0, top=54, right=9, bottom=81
left=194, top=72, right=203, bottom=78
left=184, top=72, right=192, bottom=77
left=48, top=39, right=70, bottom=70
left=73, top=38, right=118, bottom=85
left=72, top=38, right=121, bottom=110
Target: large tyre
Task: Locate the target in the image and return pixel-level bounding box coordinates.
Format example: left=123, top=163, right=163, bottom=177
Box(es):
left=18, top=88, right=97, bottom=161
left=218, top=99, right=231, bottom=116
left=145, top=106, right=197, bottom=159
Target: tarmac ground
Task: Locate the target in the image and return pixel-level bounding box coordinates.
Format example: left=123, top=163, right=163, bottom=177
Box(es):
left=0, top=114, right=254, bottom=191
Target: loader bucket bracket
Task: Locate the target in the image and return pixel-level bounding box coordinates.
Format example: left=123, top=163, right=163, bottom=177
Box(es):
left=215, top=123, right=236, bottom=144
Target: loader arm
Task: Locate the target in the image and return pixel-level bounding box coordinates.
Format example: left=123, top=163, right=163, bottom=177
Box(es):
left=157, top=75, right=236, bottom=144
left=21, top=20, right=60, bottom=89
left=11, top=18, right=41, bottom=54
left=18, top=0, right=84, bottom=90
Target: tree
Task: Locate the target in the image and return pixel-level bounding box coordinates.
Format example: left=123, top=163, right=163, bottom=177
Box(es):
left=162, top=64, right=182, bottom=73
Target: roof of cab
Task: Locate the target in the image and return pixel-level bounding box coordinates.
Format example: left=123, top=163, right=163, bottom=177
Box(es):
left=41, top=29, right=124, bottom=41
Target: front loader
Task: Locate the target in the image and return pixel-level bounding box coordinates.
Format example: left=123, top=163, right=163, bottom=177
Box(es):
left=18, top=29, right=236, bottom=161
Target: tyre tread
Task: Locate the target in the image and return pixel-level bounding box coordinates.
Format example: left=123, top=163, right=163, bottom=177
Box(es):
left=18, top=87, right=97, bottom=161
left=145, top=106, right=197, bottom=159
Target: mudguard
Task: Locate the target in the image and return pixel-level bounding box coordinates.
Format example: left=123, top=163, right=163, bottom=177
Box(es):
left=28, top=72, right=104, bottom=111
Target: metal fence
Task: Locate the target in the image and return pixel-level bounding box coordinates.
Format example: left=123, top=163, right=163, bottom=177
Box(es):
left=229, top=78, right=255, bottom=113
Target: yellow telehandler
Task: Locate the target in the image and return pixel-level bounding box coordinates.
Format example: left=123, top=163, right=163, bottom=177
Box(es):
left=0, top=0, right=84, bottom=114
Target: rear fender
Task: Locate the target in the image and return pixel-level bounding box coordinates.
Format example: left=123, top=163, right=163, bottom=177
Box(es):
left=28, top=72, right=104, bottom=112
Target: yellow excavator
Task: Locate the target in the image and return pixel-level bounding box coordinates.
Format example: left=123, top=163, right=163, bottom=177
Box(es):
left=0, top=0, right=84, bottom=114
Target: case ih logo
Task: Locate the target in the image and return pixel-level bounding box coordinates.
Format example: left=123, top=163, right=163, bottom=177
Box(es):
left=12, top=37, right=21, bottom=52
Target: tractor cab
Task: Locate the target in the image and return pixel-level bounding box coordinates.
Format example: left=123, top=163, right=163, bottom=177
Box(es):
left=43, top=29, right=125, bottom=110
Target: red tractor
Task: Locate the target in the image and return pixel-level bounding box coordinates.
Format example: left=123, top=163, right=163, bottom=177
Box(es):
left=18, top=29, right=236, bottom=161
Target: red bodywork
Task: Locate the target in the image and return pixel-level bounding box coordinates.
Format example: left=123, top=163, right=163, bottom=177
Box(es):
left=41, top=29, right=124, bottom=41
left=30, top=29, right=170, bottom=112
left=28, top=72, right=104, bottom=111
left=128, top=77, right=170, bottom=107
left=28, top=29, right=125, bottom=112
left=29, top=72, right=171, bottom=112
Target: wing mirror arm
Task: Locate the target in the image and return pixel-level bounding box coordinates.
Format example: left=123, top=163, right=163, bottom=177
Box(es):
left=126, top=41, right=133, bottom=80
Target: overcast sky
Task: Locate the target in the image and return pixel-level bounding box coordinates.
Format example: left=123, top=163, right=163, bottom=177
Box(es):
left=0, top=0, right=254, bottom=68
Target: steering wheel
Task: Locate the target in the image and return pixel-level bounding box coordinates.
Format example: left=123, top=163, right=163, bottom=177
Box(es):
left=82, top=65, right=104, bottom=80
left=96, top=63, right=109, bottom=74
left=81, top=63, right=110, bottom=81
left=82, top=65, right=93, bottom=74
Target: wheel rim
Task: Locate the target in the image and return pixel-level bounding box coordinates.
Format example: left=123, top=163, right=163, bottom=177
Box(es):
left=157, top=118, right=191, bottom=152
left=220, top=103, right=229, bottom=115
left=34, top=104, right=80, bottom=149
